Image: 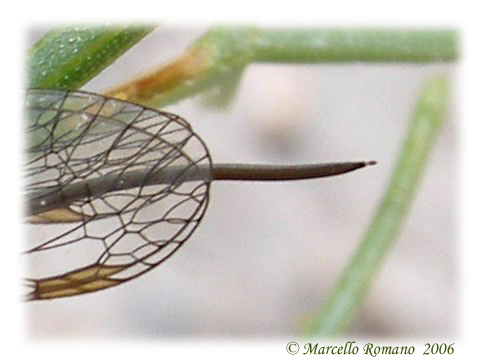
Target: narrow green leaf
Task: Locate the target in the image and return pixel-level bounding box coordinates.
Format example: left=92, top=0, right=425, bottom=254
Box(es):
left=27, top=26, right=155, bottom=89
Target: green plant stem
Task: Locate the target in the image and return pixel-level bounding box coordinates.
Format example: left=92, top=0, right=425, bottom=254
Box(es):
left=196, top=27, right=457, bottom=65
left=132, top=27, right=456, bottom=108
left=253, top=29, right=457, bottom=63
left=306, top=75, right=449, bottom=337
left=27, top=26, right=155, bottom=89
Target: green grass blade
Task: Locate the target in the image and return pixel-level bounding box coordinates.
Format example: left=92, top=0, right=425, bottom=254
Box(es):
left=27, top=25, right=155, bottom=89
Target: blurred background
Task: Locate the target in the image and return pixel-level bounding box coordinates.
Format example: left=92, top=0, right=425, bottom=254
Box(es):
left=25, top=26, right=456, bottom=337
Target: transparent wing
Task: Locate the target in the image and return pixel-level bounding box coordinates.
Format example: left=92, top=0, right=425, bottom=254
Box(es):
left=24, top=89, right=211, bottom=300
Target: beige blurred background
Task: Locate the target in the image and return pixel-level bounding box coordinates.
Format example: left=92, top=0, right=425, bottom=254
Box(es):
left=25, top=26, right=456, bottom=337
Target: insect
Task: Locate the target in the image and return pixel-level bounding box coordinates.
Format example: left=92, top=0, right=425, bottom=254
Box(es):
left=24, top=89, right=375, bottom=301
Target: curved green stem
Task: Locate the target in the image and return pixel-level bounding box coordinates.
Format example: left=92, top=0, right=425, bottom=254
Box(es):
left=116, top=27, right=456, bottom=108
left=306, top=75, right=450, bottom=337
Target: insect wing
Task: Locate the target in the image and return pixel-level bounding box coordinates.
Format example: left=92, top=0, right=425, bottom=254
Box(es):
left=24, top=89, right=211, bottom=300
